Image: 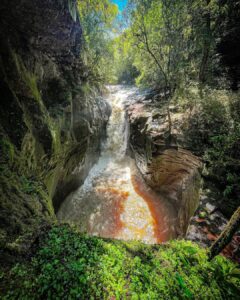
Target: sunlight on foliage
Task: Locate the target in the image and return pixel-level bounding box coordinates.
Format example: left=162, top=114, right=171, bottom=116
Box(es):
left=77, top=0, right=118, bottom=84
left=2, top=225, right=239, bottom=299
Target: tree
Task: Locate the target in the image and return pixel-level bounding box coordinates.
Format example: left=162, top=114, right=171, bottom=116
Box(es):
left=111, top=30, right=139, bottom=84
left=198, top=0, right=211, bottom=84
left=127, top=0, right=192, bottom=132
left=77, top=0, right=118, bottom=84
left=209, top=206, right=240, bottom=260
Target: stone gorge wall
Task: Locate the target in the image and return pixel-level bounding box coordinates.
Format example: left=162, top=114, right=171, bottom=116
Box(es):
left=0, top=0, right=202, bottom=258
left=0, top=0, right=110, bottom=257
left=127, top=100, right=202, bottom=236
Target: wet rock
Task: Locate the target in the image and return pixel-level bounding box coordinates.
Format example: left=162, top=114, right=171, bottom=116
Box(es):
left=186, top=189, right=240, bottom=263
left=127, top=97, right=239, bottom=260
left=127, top=99, right=202, bottom=237
left=205, top=203, right=216, bottom=214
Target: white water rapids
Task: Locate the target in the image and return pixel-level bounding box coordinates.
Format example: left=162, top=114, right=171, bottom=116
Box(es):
left=57, top=86, right=176, bottom=244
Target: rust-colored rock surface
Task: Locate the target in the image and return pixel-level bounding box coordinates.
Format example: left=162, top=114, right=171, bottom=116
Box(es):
left=142, top=149, right=201, bottom=235
left=127, top=99, right=202, bottom=236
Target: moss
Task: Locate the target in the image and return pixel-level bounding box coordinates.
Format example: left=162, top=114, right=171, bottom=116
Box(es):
left=1, top=224, right=239, bottom=299
left=0, top=135, right=15, bottom=164
left=12, top=51, right=43, bottom=108
left=44, top=140, right=87, bottom=199
left=11, top=50, right=76, bottom=172
left=45, top=166, right=62, bottom=199
left=0, top=133, right=55, bottom=255
left=0, top=50, right=94, bottom=252
left=10, top=51, right=56, bottom=157
left=50, top=115, right=66, bottom=156
left=0, top=169, right=53, bottom=253
left=11, top=51, right=43, bottom=113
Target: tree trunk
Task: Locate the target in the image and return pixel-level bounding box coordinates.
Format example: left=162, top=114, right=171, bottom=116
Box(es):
left=199, top=0, right=211, bottom=84
left=164, top=87, right=172, bottom=135
left=208, top=206, right=240, bottom=260
left=199, top=41, right=210, bottom=84
left=167, top=104, right=172, bottom=135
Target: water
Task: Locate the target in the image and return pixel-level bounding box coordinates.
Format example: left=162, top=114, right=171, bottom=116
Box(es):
left=57, top=86, right=176, bottom=243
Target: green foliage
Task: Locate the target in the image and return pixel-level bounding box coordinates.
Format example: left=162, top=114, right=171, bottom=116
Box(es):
left=110, top=31, right=139, bottom=84
left=109, top=0, right=234, bottom=90
left=2, top=225, right=239, bottom=299
left=181, top=87, right=230, bottom=154
left=77, top=0, right=118, bottom=84
left=204, top=124, right=240, bottom=214
left=179, top=87, right=240, bottom=215
left=19, top=175, right=42, bottom=195
left=202, top=90, right=240, bottom=213
left=129, top=0, right=192, bottom=89
left=0, top=135, right=15, bottom=164
left=74, top=0, right=238, bottom=90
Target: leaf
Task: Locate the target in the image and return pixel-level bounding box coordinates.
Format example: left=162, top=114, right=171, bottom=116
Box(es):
left=228, top=268, right=240, bottom=280
left=176, top=273, right=193, bottom=299
left=184, top=246, right=198, bottom=255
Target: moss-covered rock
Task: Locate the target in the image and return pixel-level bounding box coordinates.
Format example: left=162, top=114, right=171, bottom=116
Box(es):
left=0, top=0, right=110, bottom=263
left=0, top=134, right=55, bottom=266
left=1, top=225, right=239, bottom=299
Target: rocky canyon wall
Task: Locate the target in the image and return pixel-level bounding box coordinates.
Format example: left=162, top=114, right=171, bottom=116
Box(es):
left=0, top=0, right=110, bottom=259
left=127, top=99, right=202, bottom=236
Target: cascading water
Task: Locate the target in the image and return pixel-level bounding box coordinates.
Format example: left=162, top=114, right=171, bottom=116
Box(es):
left=57, top=86, right=176, bottom=243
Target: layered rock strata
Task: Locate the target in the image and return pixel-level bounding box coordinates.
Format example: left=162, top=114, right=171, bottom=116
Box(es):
left=127, top=99, right=202, bottom=236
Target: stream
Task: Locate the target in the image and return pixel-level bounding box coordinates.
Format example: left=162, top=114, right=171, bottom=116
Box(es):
left=57, top=86, right=176, bottom=244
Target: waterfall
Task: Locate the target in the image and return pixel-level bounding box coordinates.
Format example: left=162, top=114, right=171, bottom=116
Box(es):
left=65, top=86, right=131, bottom=194
left=102, top=86, right=130, bottom=159
left=57, top=85, right=174, bottom=244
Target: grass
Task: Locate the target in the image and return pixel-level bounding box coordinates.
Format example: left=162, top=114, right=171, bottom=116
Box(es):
left=1, top=225, right=239, bottom=299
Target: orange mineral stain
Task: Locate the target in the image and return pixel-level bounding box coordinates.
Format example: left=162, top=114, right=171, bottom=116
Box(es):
left=57, top=86, right=176, bottom=245
left=131, top=174, right=172, bottom=243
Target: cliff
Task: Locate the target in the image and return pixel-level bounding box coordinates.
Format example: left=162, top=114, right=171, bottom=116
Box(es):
left=0, top=0, right=110, bottom=262
left=126, top=96, right=202, bottom=237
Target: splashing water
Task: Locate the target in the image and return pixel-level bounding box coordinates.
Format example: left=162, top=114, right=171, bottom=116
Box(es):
left=57, top=86, right=176, bottom=243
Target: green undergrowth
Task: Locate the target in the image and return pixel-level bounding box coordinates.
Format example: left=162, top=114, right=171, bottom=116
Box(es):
left=1, top=225, right=239, bottom=299
left=176, top=86, right=240, bottom=216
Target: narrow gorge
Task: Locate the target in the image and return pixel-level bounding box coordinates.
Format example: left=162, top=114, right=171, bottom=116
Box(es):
left=1, top=0, right=239, bottom=298
left=57, top=85, right=201, bottom=243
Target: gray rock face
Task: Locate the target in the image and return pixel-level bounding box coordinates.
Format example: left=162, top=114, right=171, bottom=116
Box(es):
left=53, top=91, right=111, bottom=212
left=127, top=99, right=202, bottom=236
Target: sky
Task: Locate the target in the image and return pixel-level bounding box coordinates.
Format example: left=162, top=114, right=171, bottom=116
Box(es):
left=112, top=0, right=128, bottom=12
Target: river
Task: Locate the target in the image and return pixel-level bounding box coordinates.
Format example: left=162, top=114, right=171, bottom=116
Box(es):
left=57, top=86, right=176, bottom=244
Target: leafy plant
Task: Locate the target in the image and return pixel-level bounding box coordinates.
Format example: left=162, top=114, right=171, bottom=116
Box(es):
left=1, top=225, right=239, bottom=299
